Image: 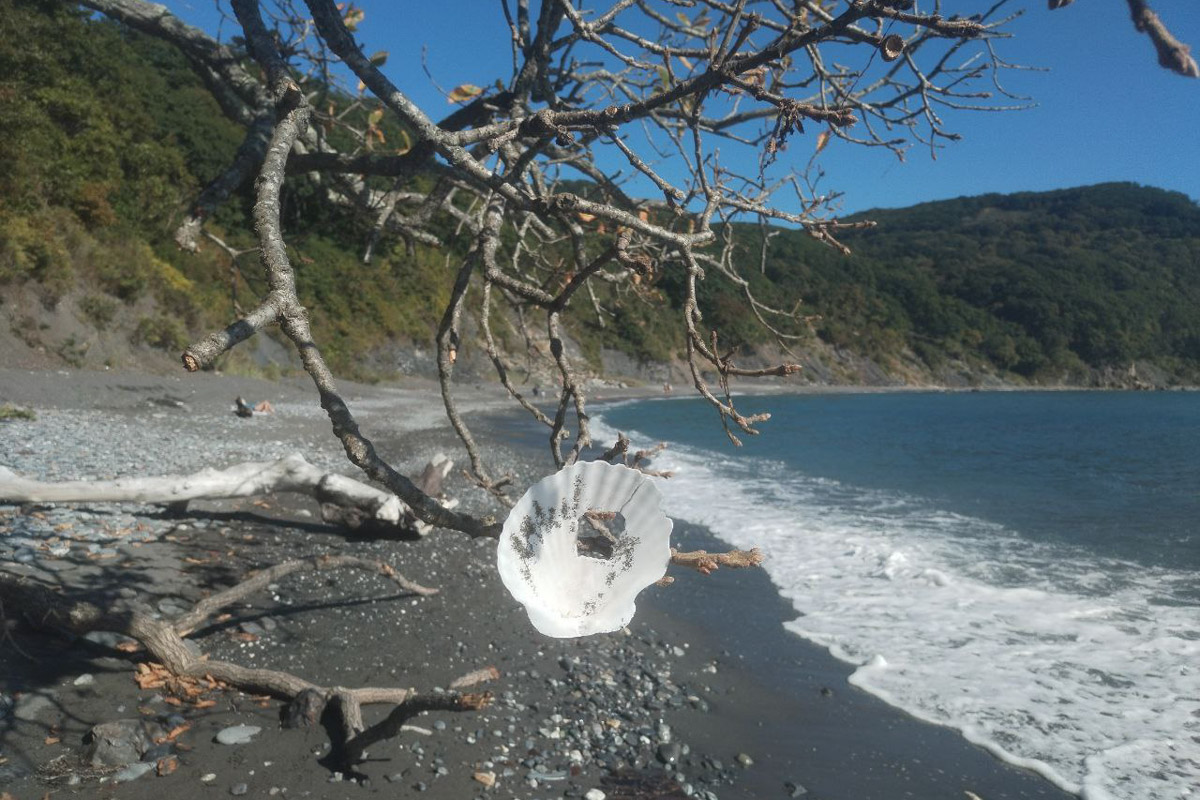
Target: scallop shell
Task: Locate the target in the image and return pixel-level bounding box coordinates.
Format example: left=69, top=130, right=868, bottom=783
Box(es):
left=498, top=461, right=672, bottom=638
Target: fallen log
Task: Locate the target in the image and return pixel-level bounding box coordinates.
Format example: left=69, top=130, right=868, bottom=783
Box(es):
left=0, top=452, right=455, bottom=538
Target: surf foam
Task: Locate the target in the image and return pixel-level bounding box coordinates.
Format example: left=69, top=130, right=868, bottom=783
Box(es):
left=594, top=416, right=1200, bottom=800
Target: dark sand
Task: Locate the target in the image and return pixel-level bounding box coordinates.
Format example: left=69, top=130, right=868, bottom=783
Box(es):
left=1, top=369, right=1077, bottom=799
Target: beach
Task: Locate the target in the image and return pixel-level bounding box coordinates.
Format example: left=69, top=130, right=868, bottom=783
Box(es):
left=1, top=368, right=1077, bottom=799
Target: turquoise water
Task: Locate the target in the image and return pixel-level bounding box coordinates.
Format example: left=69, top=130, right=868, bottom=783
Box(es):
left=594, top=391, right=1200, bottom=800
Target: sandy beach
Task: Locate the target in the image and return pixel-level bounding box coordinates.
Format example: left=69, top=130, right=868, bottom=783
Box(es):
left=1, top=367, right=1076, bottom=799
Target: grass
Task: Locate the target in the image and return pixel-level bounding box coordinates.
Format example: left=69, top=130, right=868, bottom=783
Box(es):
left=0, top=403, right=36, bottom=421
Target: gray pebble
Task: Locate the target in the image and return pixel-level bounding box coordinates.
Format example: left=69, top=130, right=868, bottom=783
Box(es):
left=230, top=782, right=249, bottom=795
left=113, top=762, right=154, bottom=783
left=216, top=724, right=262, bottom=745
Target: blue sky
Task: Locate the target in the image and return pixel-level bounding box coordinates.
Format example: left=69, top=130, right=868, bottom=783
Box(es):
left=173, top=1, right=1198, bottom=215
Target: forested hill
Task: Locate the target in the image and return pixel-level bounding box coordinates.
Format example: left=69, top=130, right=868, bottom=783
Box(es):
left=703, top=183, right=1200, bottom=386
left=2, top=1, right=1198, bottom=387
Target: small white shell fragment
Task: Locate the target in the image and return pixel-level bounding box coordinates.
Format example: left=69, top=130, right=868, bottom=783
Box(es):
left=498, top=460, right=672, bottom=638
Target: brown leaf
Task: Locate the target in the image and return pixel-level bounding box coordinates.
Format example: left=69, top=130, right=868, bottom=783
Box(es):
left=447, top=84, right=484, bottom=103
left=44, top=736, right=60, bottom=745
left=163, top=697, right=182, bottom=706
left=815, top=129, right=832, bottom=154
left=449, top=666, right=501, bottom=689
left=193, top=699, right=217, bottom=709
left=156, top=755, right=178, bottom=776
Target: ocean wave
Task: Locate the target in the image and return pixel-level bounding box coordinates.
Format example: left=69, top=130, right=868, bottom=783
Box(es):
left=593, top=415, right=1200, bottom=800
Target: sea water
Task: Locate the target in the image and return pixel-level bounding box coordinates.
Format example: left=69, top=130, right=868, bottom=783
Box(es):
left=594, top=391, right=1199, bottom=800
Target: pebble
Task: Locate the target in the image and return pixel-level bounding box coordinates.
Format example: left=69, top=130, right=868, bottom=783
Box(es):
left=216, top=724, right=262, bottom=745
left=73, top=673, right=95, bottom=687
left=113, top=762, right=154, bottom=782
left=201, top=774, right=217, bottom=783
left=584, top=790, right=606, bottom=800
left=736, top=753, right=753, bottom=768
left=230, top=782, right=249, bottom=796
left=13, top=693, right=55, bottom=722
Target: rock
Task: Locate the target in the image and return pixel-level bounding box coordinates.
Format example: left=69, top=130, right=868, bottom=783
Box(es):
left=239, top=620, right=266, bottom=636
left=784, top=781, right=809, bottom=797
left=215, top=724, right=262, bottom=745
left=735, top=753, right=753, bottom=768
left=201, top=773, right=217, bottom=783
left=113, top=762, right=154, bottom=783
left=142, top=742, right=173, bottom=762
left=73, top=673, right=95, bottom=687
left=657, top=742, right=682, bottom=765
left=473, top=770, right=496, bottom=787
left=230, top=782, right=249, bottom=795
left=82, top=631, right=139, bottom=650
left=156, top=598, right=188, bottom=617
left=85, top=719, right=162, bottom=766
left=584, top=790, right=606, bottom=800
left=13, top=691, right=56, bottom=722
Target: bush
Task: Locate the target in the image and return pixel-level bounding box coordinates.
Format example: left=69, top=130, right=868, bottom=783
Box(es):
left=79, top=293, right=118, bottom=329
left=133, top=314, right=188, bottom=352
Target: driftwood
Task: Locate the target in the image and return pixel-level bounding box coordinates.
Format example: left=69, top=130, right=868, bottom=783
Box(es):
left=0, top=557, right=492, bottom=769
left=0, top=452, right=455, bottom=538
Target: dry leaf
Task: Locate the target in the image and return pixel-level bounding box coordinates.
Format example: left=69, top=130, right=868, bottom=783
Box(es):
left=193, top=699, right=217, bottom=709
left=163, top=696, right=182, bottom=706
left=157, top=755, right=178, bottom=776
left=44, top=736, right=60, bottom=745
left=449, top=666, right=501, bottom=689
left=447, top=84, right=484, bottom=103
left=815, top=129, right=832, bottom=154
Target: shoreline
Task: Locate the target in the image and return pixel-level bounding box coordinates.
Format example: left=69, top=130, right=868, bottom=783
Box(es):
left=2, top=367, right=1079, bottom=799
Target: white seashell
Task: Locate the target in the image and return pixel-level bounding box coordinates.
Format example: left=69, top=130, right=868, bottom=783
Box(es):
left=498, top=461, right=672, bottom=638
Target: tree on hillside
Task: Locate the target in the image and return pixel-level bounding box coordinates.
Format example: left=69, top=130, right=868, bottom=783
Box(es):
left=2, top=0, right=1195, bottom=769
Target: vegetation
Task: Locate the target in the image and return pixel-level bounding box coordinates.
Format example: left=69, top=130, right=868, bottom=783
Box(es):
left=0, top=403, right=37, bottom=421
left=2, top=1, right=1198, bottom=385
left=680, top=183, right=1200, bottom=383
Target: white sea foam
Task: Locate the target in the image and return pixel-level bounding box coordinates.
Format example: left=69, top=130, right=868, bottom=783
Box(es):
left=594, top=417, right=1200, bottom=800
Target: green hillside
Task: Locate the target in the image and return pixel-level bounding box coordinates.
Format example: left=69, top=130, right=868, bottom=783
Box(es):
left=585, top=182, right=1200, bottom=385
left=3, top=1, right=1198, bottom=386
